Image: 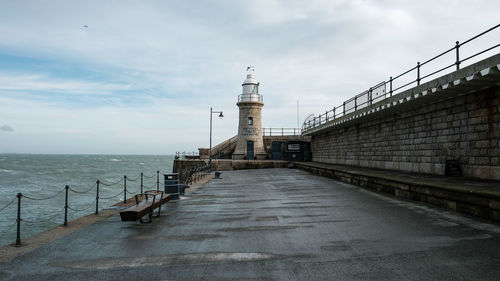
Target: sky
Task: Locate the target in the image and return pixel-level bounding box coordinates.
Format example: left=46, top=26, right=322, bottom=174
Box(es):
left=0, top=0, right=499, bottom=154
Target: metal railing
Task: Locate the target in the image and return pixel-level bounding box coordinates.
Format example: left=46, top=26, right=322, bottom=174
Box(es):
left=175, top=151, right=200, bottom=160
left=238, top=93, right=264, bottom=102
left=211, top=135, right=238, bottom=159
left=262, top=128, right=302, bottom=136
left=0, top=168, right=196, bottom=246
left=178, top=162, right=211, bottom=184
left=303, top=24, right=500, bottom=131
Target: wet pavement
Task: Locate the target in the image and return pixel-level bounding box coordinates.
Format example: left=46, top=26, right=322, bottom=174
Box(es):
left=1, top=168, right=500, bottom=280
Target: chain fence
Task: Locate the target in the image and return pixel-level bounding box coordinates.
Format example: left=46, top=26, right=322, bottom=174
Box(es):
left=0, top=167, right=188, bottom=246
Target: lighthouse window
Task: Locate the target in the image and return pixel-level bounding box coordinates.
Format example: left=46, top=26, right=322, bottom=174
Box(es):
left=248, top=117, right=253, bottom=125
left=252, top=85, right=258, bottom=94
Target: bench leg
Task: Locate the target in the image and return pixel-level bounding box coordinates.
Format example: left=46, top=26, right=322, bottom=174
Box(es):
left=156, top=194, right=164, bottom=218
left=139, top=212, right=153, bottom=223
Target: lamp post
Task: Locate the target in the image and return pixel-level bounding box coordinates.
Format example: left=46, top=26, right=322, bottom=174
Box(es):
left=209, top=107, right=224, bottom=171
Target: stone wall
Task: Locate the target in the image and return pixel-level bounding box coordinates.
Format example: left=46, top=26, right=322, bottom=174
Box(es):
left=263, top=135, right=311, bottom=159
left=174, top=159, right=290, bottom=172
left=311, top=86, right=500, bottom=180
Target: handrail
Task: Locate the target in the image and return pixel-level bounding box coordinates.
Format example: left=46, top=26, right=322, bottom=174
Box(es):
left=211, top=135, right=238, bottom=158
left=262, top=128, right=302, bottom=136
left=175, top=151, right=200, bottom=159
left=302, top=24, right=500, bottom=132
left=238, top=93, right=263, bottom=102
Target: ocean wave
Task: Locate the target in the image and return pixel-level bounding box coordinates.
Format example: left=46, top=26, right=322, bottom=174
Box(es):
left=110, top=159, right=122, bottom=162
left=0, top=169, right=23, bottom=175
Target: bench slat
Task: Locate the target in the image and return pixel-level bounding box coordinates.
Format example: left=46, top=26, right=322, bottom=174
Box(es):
left=119, top=193, right=171, bottom=222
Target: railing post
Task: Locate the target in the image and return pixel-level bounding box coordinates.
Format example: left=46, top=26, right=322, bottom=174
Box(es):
left=333, top=107, right=336, bottom=119
left=343, top=102, right=346, bottom=115
left=282, top=128, right=284, bottom=136
left=326, top=111, right=329, bottom=122
left=16, top=193, right=22, bottom=246
left=417, top=62, right=421, bottom=85
left=64, top=185, right=69, bottom=226
left=455, top=41, right=460, bottom=70
left=95, top=180, right=99, bottom=215
left=354, top=96, right=358, bottom=111
left=123, top=175, right=127, bottom=203
left=140, top=172, right=143, bottom=194
left=389, top=76, right=393, bottom=96
left=156, top=171, right=160, bottom=191
left=369, top=87, right=373, bottom=105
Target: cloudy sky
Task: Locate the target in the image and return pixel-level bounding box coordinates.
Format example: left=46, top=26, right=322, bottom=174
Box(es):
left=0, top=0, right=498, bottom=154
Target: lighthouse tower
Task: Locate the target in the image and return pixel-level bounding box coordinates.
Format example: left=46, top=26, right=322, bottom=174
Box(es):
left=233, top=67, right=266, bottom=160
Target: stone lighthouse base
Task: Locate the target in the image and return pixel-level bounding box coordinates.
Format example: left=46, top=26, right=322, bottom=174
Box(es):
left=232, top=152, right=267, bottom=160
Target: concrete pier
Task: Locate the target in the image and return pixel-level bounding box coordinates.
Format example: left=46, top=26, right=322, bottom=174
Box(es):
left=1, top=168, right=500, bottom=280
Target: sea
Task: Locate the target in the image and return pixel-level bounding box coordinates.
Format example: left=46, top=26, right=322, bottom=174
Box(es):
left=0, top=154, right=175, bottom=248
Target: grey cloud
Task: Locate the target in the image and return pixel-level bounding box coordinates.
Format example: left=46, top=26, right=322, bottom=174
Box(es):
left=0, top=125, right=14, bottom=132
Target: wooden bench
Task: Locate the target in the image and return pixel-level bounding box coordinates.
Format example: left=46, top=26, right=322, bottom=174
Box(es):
left=120, top=191, right=171, bottom=223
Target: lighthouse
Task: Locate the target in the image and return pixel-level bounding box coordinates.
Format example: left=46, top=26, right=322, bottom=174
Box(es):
left=232, top=67, right=266, bottom=160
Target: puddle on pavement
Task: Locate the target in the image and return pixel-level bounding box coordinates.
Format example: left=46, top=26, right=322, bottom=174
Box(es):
left=255, top=216, right=279, bottom=221
left=211, top=216, right=251, bottom=223
left=55, top=252, right=281, bottom=270
left=131, top=234, right=224, bottom=241
left=218, top=225, right=312, bottom=232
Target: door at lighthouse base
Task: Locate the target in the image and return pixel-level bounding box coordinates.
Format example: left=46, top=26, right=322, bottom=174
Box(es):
left=247, top=141, right=254, bottom=159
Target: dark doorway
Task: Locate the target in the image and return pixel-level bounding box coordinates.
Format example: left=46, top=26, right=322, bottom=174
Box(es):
left=272, top=141, right=283, bottom=159
left=247, top=141, right=254, bottom=159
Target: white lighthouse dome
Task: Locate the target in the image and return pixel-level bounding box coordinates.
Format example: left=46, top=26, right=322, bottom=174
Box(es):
left=242, top=73, right=258, bottom=85
left=242, top=72, right=259, bottom=95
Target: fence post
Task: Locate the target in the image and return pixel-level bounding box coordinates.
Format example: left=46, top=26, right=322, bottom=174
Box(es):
left=156, top=171, right=160, bottom=191
left=140, top=172, right=144, bottom=194
left=123, top=176, right=127, bottom=204
left=64, top=185, right=69, bottom=226
left=455, top=41, right=460, bottom=70
left=389, top=76, right=393, bottom=96
left=95, top=180, right=100, bottom=215
left=417, top=62, right=421, bottom=85
left=16, top=193, right=22, bottom=246
left=369, top=87, right=373, bottom=105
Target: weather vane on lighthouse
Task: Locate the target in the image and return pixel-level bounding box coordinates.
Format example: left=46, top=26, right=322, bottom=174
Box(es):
left=246, top=65, right=254, bottom=73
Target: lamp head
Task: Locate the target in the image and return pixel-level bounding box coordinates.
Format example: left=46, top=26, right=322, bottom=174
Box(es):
left=218, top=112, right=224, bottom=118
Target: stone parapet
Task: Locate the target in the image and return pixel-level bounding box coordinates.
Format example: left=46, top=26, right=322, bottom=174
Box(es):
left=310, top=85, right=500, bottom=179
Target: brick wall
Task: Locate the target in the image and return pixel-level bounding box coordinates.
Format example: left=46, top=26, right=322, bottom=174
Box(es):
left=311, top=86, right=500, bottom=180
